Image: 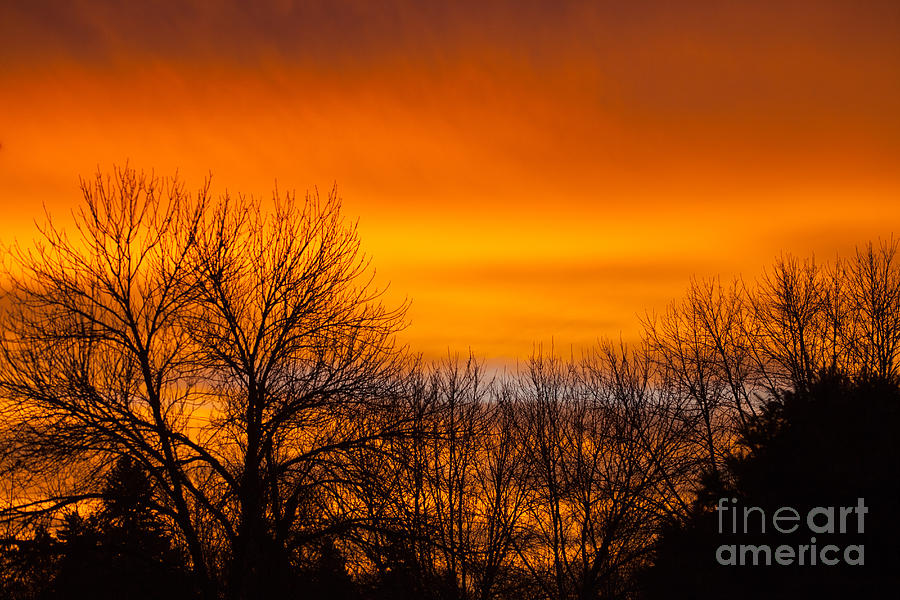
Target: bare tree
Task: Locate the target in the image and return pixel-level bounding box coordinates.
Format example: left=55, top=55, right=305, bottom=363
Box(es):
left=505, top=345, right=681, bottom=600
left=469, top=379, right=531, bottom=600
left=847, top=238, right=900, bottom=380
left=641, top=277, right=753, bottom=482
left=751, top=254, right=831, bottom=393
left=185, top=186, right=409, bottom=597
left=0, top=167, right=409, bottom=599
left=0, top=168, right=215, bottom=594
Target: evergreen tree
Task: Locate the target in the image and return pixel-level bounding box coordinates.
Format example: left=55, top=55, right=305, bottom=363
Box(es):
left=643, top=374, right=900, bottom=599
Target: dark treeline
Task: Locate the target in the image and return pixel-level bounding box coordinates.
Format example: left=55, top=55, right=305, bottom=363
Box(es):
left=0, top=168, right=897, bottom=599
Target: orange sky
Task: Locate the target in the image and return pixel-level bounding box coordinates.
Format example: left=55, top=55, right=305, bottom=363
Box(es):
left=2, top=0, right=899, bottom=361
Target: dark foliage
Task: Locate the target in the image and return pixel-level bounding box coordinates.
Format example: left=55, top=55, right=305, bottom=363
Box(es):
left=1, top=456, right=194, bottom=600
left=643, top=374, right=900, bottom=599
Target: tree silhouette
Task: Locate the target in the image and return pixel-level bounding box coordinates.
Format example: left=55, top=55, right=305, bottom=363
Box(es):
left=0, top=455, right=192, bottom=600
left=642, top=373, right=900, bottom=599
left=0, top=167, right=409, bottom=599
left=48, top=456, right=193, bottom=600
left=1, top=165, right=898, bottom=600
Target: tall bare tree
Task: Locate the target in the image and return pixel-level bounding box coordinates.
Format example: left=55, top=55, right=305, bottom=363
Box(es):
left=0, top=167, right=409, bottom=599
left=847, top=238, right=900, bottom=380
left=0, top=168, right=214, bottom=593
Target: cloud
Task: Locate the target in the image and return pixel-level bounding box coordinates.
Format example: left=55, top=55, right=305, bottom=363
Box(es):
left=2, top=0, right=899, bottom=360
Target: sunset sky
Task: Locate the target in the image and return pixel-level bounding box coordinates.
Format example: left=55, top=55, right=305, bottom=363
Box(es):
left=2, top=0, right=899, bottom=360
